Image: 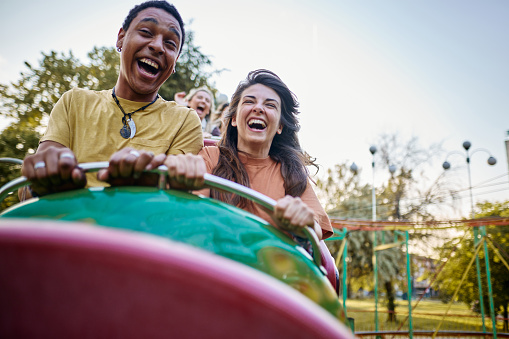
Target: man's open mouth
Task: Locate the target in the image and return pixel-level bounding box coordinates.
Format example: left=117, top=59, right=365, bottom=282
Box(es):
left=138, top=58, right=160, bottom=76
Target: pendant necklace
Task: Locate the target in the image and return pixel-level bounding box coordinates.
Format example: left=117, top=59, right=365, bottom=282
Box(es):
left=112, top=87, right=159, bottom=139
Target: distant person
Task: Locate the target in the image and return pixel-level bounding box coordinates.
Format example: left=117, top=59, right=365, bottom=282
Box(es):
left=210, top=101, right=229, bottom=135
left=174, top=87, right=220, bottom=138
left=19, top=0, right=203, bottom=200
left=165, top=69, right=333, bottom=240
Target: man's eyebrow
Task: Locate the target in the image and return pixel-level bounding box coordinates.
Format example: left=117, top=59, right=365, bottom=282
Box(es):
left=140, top=17, right=181, bottom=41
left=140, top=17, right=159, bottom=25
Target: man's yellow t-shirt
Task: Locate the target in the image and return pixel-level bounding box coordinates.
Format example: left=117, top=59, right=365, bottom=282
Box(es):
left=41, top=87, right=203, bottom=186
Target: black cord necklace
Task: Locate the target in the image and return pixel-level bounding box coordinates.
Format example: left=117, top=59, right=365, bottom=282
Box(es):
left=112, top=87, right=159, bottom=139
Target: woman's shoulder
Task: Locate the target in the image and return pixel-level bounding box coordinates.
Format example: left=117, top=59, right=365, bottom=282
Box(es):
left=198, top=146, right=220, bottom=170
left=199, top=146, right=220, bottom=159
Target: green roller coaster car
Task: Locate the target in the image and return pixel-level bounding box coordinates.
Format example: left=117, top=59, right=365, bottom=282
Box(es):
left=0, top=160, right=353, bottom=338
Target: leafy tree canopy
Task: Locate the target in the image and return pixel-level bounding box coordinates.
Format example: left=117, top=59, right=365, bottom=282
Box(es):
left=317, top=134, right=452, bottom=321
left=435, top=201, right=509, bottom=329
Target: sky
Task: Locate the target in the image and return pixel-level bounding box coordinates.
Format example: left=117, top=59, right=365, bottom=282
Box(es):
left=0, top=0, right=508, bottom=218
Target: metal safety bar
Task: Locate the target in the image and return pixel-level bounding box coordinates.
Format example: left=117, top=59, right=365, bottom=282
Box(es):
left=0, top=159, right=325, bottom=273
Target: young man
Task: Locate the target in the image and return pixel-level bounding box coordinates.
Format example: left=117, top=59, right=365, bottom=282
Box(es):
left=20, top=1, right=203, bottom=199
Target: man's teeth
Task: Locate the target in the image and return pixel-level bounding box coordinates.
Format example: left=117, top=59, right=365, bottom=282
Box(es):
left=139, top=58, right=159, bottom=70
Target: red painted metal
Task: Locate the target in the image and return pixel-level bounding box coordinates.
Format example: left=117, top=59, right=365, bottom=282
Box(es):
left=0, top=219, right=353, bottom=339
left=204, top=138, right=219, bottom=146
left=330, top=217, right=509, bottom=231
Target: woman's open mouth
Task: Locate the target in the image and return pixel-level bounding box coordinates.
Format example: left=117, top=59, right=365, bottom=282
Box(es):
left=248, top=119, right=267, bottom=131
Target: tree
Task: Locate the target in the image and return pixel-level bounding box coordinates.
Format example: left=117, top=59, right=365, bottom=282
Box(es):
left=317, top=162, right=375, bottom=297
left=158, top=24, right=223, bottom=101
left=0, top=123, right=40, bottom=209
left=0, top=27, right=219, bottom=211
left=435, top=201, right=509, bottom=331
left=317, top=133, right=452, bottom=322
left=375, top=133, right=452, bottom=222
left=0, top=49, right=95, bottom=210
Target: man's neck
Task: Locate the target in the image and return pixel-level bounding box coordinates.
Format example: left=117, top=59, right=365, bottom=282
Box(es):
left=114, top=81, right=158, bottom=102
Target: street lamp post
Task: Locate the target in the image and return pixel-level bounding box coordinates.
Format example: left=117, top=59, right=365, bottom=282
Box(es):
left=443, top=141, right=497, bottom=337
left=367, top=146, right=400, bottom=338
left=370, top=146, right=377, bottom=222
left=368, top=146, right=381, bottom=336
left=352, top=150, right=402, bottom=338
left=442, top=141, right=497, bottom=217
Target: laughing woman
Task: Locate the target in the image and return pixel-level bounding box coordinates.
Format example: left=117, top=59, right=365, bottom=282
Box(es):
left=167, top=69, right=333, bottom=240
left=174, top=86, right=220, bottom=138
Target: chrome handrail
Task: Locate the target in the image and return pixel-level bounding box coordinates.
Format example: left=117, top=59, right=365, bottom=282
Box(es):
left=0, top=159, right=325, bottom=273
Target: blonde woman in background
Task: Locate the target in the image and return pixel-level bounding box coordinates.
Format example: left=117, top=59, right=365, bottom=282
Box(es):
left=174, top=87, right=220, bottom=137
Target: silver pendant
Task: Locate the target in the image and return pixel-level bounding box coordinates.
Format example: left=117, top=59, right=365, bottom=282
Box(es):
left=128, top=118, right=136, bottom=139
left=120, top=124, right=130, bottom=139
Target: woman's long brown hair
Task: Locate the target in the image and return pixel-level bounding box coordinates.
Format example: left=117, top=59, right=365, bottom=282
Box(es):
left=211, top=69, right=318, bottom=208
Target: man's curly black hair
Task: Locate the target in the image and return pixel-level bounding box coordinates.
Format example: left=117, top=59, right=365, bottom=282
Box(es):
left=122, top=1, right=185, bottom=56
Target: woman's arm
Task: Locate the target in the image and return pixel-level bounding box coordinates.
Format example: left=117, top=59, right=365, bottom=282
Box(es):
left=299, top=182, right=334, bottom=239
left=273, top=196, right=323, bottom=240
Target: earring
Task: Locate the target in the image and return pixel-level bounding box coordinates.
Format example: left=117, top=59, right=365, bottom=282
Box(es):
left=117, top=47, right=122, bottom=52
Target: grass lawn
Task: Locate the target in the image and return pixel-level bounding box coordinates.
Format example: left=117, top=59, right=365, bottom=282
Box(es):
left=344, top=298, right=501, bottom=333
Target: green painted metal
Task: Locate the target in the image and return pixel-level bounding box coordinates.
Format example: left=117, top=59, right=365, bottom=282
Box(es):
left=328, top=228, right=349, bottom=317
left=373, top=230, right=379, bottom=334
left=0, top=187, right=345, bottom=322
left=473, top=227, right=487, bottom=332
left=481, top=226, right=498, bottom=339
left=405, top=230, right=413, bottom=339
left=343, top=238, right=348, bottom=315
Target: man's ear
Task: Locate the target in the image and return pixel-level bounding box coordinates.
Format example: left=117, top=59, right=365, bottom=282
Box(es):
left=116, top=28, right=126, bottom=50
left=170, top=55, right=180, bottom=75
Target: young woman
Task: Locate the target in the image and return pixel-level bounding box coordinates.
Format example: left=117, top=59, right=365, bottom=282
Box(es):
left=165, top=69, right=332, bottom=240
left=174, top=87, right=220, bottom=137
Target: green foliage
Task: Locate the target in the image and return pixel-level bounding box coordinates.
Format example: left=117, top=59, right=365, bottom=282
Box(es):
left=374, top=133, right=449, bottom=222
left=435, top=201, right=509, bottom=328
left=0, top=123, right=40, bottom=210
left=0, top=49, right=119, bottom=210
left=317, top=162, right=372, bottom=218
left=318, top=134, right=452, bottom=322
left=318, top=162, right=402, bottom=298
left=159, top=26, right=222, bottom=101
